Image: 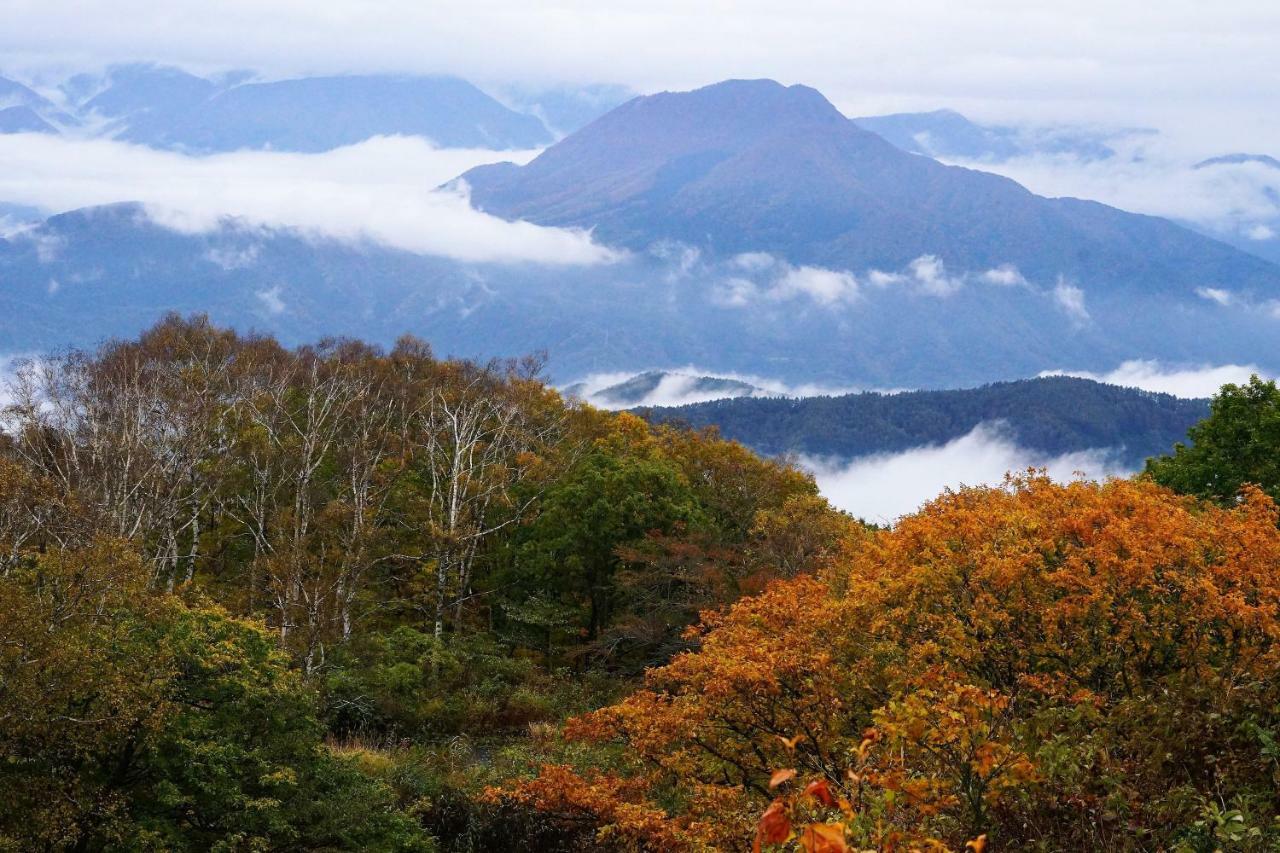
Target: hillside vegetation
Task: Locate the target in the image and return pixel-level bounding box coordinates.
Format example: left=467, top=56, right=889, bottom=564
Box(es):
left=4, top=316, right=1280, bottom=851
left=639, top=377, right=1209, bottom=466
left=0, top=315, right=850, bottom=850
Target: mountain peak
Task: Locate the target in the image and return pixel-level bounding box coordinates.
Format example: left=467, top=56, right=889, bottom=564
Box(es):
left=459, top=78, right=1280, bottom=298
left=455, top=78, right=871, bottom=231
left=625, top=78, right=846, bottom=133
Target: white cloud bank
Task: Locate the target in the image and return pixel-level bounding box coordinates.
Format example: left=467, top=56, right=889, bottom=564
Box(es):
left=805, top=423, right=1127, bottom=524
left=7, top=0, right=1280, bottom=150
left=0, top=132, right=619, bottom=265
left=1041, top=360, right=1271, bottom=399
left=954, top=137, right=1280, bottom=242
left=565, top=367, right=868, bottom=409
left=715, top=252, right=1025, bottom=308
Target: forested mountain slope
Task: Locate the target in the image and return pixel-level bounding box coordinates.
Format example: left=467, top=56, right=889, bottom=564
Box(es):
left=639, top=376, right=1210, bottom=466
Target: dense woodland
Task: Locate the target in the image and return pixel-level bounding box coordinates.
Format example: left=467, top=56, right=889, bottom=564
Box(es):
left=639, top=377, right=1210, bottom=467
left=0, top=316, right=853, bottom=850
left=4, top=316, right=1280, bottom=851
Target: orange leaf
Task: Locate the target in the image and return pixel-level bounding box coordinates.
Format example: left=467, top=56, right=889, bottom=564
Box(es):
left=804, top=778, right=838, bottom=807
left=965, top=835, right=988, bottom=853
left=757, top=798, right=792, bottom=847
left=798, top=822, right=849, bottom=853
left=778, top=733, right=806, bottom=751
left=770, top=768, right=798, bottom=788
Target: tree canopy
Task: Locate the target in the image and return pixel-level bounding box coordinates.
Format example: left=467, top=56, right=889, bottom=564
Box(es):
left=500, top=475, right=1280, bottom=850
left=1146, top=375, right=1280, bottom=505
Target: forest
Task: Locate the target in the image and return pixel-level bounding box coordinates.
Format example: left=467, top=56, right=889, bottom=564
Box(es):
left=638, top=377, right=1210, bottom=467
left=3, top=315, right=1280, bottom=851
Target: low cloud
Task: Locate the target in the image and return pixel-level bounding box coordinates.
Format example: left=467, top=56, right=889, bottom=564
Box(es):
left=1196, top=286, right=1234, bottom=306
left=714, top=256, right=859, bottom=307
left=980, top=263, right=1028, bottom=286
left=1052, top=280, right=1089, bottom=324
left=867, top=254, right=966, bottom=296
left=565, top=367, right=867, bottom=409
left=804, top=423, right=1126, bottom=524
left=729, top=251, right=777, bottom=273
left=1193, top=286, right=1280, bottom=320
left=0, top=132, right=619, bottom=265
left=950, top=136, right=1280, bottom=241
left=255, top=285, right=286, bottom=315
left=773, top=265, right=859, bottom=304
left=205, top=244, right=261, bottom=270
left=1041, top=359, right=1271, bottom=398
left=714, top=253, right=1023, bottom=308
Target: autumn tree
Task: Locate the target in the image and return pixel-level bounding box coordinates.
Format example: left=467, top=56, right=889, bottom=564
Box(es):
left=510, top=476, right=1280, bottom=850
left=405, top=355, right=564, bottom=641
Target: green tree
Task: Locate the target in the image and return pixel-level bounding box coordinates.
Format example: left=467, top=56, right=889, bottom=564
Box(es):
left=0, top=540, right=428, bottom=851
left=512, top=415, right=705, bottom=649
left=1146, top=376, right=1280, bottom=504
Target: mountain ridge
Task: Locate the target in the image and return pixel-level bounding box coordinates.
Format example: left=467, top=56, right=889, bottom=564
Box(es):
left=460, top=79, right=1280, bottom=297
left=637, top=376, right=1210, bottom=467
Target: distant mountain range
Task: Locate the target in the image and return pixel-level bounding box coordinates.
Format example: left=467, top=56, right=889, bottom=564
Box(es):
left=3, top=197, right=1278, bottom=389
left=0, top=105, right=55, bottom=134
left=842, top=112, right=1280, bottom=268
left=0, top=64, right=634, bottom=151
left=637, top=376, right=1209, bottom=468
left=850, top=108, right=1140, bottom=163
left=2, top=77, right=1279, bottom=389
left=66, top=64, right=556, bottom=151
left=0, top=75, right=77, bottom=131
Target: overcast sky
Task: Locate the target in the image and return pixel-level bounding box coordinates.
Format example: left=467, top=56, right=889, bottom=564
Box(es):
left=5, top=0, right=1280, bottom=148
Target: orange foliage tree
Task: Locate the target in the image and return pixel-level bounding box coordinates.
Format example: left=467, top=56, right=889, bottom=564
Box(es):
left=500, top=475, right=1280, bottom=850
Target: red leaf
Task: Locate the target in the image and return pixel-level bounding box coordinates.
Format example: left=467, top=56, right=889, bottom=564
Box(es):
left=804, top=778, right=838, bottom=807
left=757, top=799, right=792, bottom=846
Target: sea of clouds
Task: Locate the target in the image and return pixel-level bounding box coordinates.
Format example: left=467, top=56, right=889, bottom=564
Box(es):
left=0, top=132, right=617, bottom=265
left=803, top=423, right=1128, bottom=524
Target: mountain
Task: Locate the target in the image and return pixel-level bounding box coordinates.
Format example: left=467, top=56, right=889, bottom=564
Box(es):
left=0, top=75, right=76, bottom=128
left=492, top=83, right=637, bottom=137
left=6, top=80, right=1280, bottom=388
left=0, top=76, right=51, bottom=109
left=564, top=370, right=760, bottom=407
left=637, top=376, right=1209, bottom=467
left=149, top=75, right=554, bottom=152
left=1195, top=153, right=1280, bottom=170
left=460, top=79, right=1280, bottom=297
left=1182, top=153, right=1280, bottom=265
left=851, top=108, right=1129, bottom=162
left=0, top=105, right=57, bottom=134
left=65, top=64, right=553, bottom=151
left=6, top=200, right=1280, bottom=390
left=78, top=64, right=223, bottom=122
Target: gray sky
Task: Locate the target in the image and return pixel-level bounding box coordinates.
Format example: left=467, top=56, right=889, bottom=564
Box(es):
left=6, top=0, right=1280, bottom=148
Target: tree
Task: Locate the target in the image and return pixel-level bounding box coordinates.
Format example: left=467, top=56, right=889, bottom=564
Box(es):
left=0, top=523, right=426, bottom=850
left=1146, top=375, right=1280, bottom=505
left=506, top=476, right=1280, bottom=850
left=406, top=357, right=563, bottom=642
left=512, top=414, right=705, bottom=654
